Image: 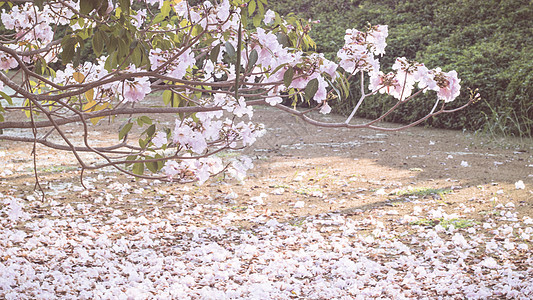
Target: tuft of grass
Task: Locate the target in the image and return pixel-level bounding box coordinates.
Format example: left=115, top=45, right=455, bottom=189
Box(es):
left=396, top=187, right=452, bottom=198
left=294, top=187, right=323, bottom=196
left=270, top=184, right=290, bottom=189
left=441, top=218, right=479, bottom=229
left=410, top=218, right=478, bottom=229
left=410, top=218, right=438, bottom=227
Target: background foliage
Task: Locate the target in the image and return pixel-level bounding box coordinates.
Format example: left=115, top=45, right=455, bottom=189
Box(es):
left=270, top=0, right=533, bottom=137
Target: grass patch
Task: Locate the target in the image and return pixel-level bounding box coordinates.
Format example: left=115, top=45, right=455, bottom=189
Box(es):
left=396, top=187, right=452, bottom=198
left=294, top=187, right=323, bottom=196
left=270, top=184, right=290, bottom=189
left=410, top=218, right=479, bottom=229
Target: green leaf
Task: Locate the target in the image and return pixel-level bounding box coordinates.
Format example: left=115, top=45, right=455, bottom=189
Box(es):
left=304, top=78, right=319, bottom=101
left=0, top=91, right=12, bottom=105
left=277, top=33, right=290, bottom=47
left=248, top=0, right=256, bottom=15
left=247, top=49, right=258, bottom=73
left=119, top=0, right=130, bottom=14
left=132, top=46, right=142, bottom=67
left=125, top=155, right=137, bottom=167
left=225, top=41, right=236, bottom=58
left=257, top=1, right=264, bottom=16
left=80, top=0, right=95, bottom=15
left=97, top=0, right=110, bottom=16
left=338, top=73, right=350, bottom=98
left=139, top=116, right=152, bottom=125
left=145, top=158, right=159, bottom=173
left=61, top=35, right=76, bottom=64
left=92, top=30, right=104, bottom=56
left=163, top=90, right=172, bottom=106
left=139, top=138, right=147, bottom=149
left=160, top=0, right=171, bottom=17
left=210, top=44, right=221, bottom=63
left=241, top=11, right=248, bottom=28
left=132, top=162, right=144, bottom=175
left=35, top=58, right=43, bottom=75
left=283, top=67, right=294, bottom=87
left=73, top=47, right=82, bottom=68
left=145, top=124, right=156, bottom=137
left=152, top=12, right=166, bottom=24
left=252, top=13, right=262, bottom=27
left=119, top=122, right=133, bottom=140
left=104, top=52, right=116, bottom=72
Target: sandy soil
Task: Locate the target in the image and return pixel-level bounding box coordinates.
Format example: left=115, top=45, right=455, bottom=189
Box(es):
left=1, top=105, right=532, bottom=223
left=1, top=105, right=532, bottom=298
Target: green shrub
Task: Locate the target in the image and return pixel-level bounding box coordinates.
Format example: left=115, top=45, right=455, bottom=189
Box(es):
left=270, top=0, right=533, bottom=137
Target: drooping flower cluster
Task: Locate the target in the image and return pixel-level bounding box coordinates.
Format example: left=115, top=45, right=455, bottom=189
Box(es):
left=0, top=2, right=76, bottom=65
left=54, top=62, right=152, bottom=103
left=0, top=0, right=464, bottom=184
left=1, top=2, right=73, bottom=45
left=337, top=25, right=387, bottom=74
left=338, top=26, right=461, bottom=103
left=154, top=94, right=264, bottom=182
left=369, top=57, right=461, bottom=102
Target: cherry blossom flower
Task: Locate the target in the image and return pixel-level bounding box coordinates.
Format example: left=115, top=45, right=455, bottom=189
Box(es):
left=265, top=96, right=283, bottom=106
left=436, top=70, right=461, bottom=102
left=320, top=102, right=332, bottom=114
left=264, top=9, right=276, bottom=25
left=122, top=77, right=151, bottom=103
left=0, top=52, right=18, bottom=70
left=152, top=132, right=167, bottom=148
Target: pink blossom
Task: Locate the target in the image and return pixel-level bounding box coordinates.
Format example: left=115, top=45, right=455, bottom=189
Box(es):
left=313, top=76, right=328, bottom=102
left=320, top=102, right=331, bottom=114
left=122, top=77, right=151, bottom=103
left=215, top=0, right=230, bottom=20
left=233, top=97, right=253, bottom=118
left=152, top=132, right=167, bottom=148
left=263, top=10, right=276, bottom=25
left=436, top=70, right=461, bottom=102
left=367, top=25, right=388, bottom=56
left=265, top=96, right=282, bottom=106
left=131, top=9, right=146, bottom=27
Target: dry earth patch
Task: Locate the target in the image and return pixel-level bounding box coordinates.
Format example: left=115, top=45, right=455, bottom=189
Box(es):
left=1, top=106, right=532, bottom=299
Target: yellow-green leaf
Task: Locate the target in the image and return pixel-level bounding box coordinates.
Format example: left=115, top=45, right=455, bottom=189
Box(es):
left=248, top=0, right=256, bottom=15
left=73, top=72, right=85, bottom=83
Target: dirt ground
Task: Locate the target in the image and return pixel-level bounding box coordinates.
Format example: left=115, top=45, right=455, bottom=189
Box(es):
left=1, top=105, right=533, bottom=298
left=0, top=104, right=531, bottom=238
left=1, top=105, right=532, bottom=220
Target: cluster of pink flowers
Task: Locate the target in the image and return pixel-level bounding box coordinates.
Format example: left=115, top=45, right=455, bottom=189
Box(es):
left=369, top=57, right=461, bottom=102
left=153, top=93, right=264, bottom=182
left=338, top=26, right=461, bottom=103
left=337, top=25, right=387, bottom=75
left=54, top=62, right=152, bottom=104
left=149, top=48, right=196, bottom=80
left=0, top=0, right=463, bottom=183
left=0, top=2, right=76, bottom=65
